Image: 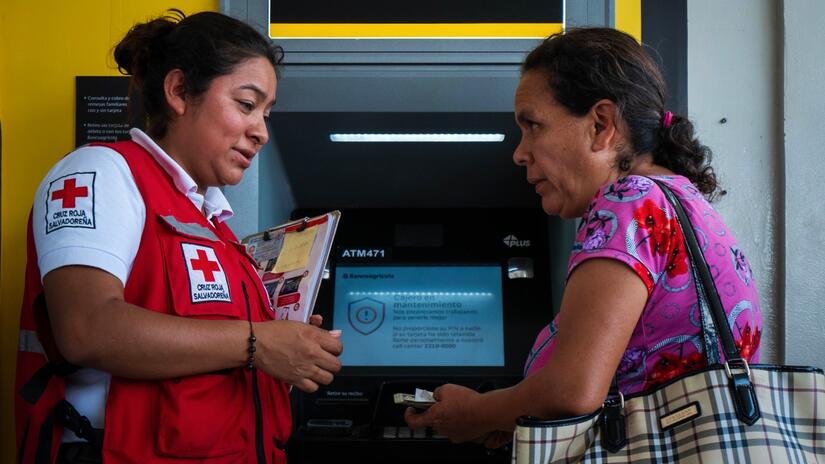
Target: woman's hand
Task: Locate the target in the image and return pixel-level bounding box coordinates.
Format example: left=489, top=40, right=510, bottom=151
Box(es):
left=254, top=320, right=343, bottom=392
left=403, top=384, right=490, bottom=443
left=308, top=314, right=323, bottom=328
left=305, top=313, right=342, bottom=338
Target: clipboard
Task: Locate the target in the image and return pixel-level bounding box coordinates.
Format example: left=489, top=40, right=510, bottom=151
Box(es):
left=242, top=210, right=341, bottom=323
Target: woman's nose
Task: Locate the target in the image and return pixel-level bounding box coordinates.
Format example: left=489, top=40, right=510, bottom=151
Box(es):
left=512, top=140, right=530, bottom=166
left=249, top=117, right=269, bottom=147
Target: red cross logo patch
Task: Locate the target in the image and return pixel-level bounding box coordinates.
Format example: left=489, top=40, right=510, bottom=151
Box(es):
left=181, top=243, right=232, bottom=303
left=45, top=172, right=96, bottom=234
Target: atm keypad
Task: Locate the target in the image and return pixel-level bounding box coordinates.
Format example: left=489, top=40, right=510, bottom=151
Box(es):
left=381, top=426, right=443, bottom=439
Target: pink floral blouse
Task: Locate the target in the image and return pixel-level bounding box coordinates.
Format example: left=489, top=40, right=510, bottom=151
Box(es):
left=524, top=175, right=762, bottom=395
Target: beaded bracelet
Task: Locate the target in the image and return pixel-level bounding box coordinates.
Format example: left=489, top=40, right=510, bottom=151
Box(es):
left=246, top=320, right=256, bottom=370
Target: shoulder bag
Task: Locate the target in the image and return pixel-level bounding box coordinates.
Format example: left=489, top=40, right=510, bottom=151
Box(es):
left=512, top=179, right=825, bottom=464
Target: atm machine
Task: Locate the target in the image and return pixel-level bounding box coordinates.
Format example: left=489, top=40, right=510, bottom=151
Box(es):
left=220, top=1, right=622, bottom=462
left=246, top=107, right=571, bottom=462
left=238, top=112, right=567, bottom=463
left=258, top=107, right=569, bottom=464
left=284, top=207, right=551, bottom=463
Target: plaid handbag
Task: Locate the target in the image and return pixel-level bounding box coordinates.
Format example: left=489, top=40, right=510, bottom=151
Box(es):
left=513, top=180, right=825, bottom=464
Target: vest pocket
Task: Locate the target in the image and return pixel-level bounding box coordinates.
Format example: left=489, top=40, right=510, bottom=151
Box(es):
left=155, top=372, right=250, bottom=458
left=157, top=214, right=241, bottom=318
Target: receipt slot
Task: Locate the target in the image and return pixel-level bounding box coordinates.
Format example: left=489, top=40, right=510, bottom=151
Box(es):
left=286, top=208, right=553, bottom=463
left=507, top=257, right=534, bottom=279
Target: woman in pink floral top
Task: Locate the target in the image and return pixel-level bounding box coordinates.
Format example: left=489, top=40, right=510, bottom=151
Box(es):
left=406, top=27, right=762, bottom=448
left=523, top=174, right=761, bottom=394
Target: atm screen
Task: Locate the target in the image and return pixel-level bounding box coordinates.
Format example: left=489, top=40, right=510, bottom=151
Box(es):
left=333, top=265, right=504, bottom=367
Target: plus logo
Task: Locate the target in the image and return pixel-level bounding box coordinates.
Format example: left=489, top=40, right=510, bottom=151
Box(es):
left=45, top=172, right=96, bottom=234
left=182, top=243, right=231, bottom=303
left=502, top=234, right=531, bottom=248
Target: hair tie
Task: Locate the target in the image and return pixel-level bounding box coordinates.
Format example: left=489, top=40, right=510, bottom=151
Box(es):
left=662, top=111, right=673, bottom=129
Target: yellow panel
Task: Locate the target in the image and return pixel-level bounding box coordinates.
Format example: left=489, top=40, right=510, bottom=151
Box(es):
left=0, top=1, right=218, bottom=460
left=270, top=22, right=563, bottom=39
left=616, top=0, right=642, bottom=42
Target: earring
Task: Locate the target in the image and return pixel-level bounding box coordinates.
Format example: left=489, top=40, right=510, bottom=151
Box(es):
left=619, top=158, right=631, bottom=172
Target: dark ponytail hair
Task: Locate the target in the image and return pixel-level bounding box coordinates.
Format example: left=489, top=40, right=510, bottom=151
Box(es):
left=522, top=27, right=720, bottom=199
left=114, top=9, right=284, bottom=139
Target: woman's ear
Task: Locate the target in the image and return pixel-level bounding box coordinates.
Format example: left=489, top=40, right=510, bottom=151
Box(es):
left=163, top=69, right=188, bottom=117
left=589, top=99, right=620, bottom=152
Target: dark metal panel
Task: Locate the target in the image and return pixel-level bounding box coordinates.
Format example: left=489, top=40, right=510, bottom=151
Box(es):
left=270, top=0, right=562, bottom=23
left=268, top=112, right=533, bottom=211
left=272, top=65, right=521, bottom=113
left=642, top=0, right=687, bottom=114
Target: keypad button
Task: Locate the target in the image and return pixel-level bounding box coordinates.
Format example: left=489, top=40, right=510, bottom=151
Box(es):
left=382, top=426, right=397, bottom=439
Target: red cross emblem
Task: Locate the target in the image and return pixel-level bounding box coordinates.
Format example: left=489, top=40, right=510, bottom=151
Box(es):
left=51, top=178, right=89, bottom=208
left=190, top=249, right=220, bottom=282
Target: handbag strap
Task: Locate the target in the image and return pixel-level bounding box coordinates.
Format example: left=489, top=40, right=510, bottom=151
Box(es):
left=652, top=179, right=760, bottom=426
left=650, top=179, right=743, bottom=362
left=691, top=262, right=723, bottom=364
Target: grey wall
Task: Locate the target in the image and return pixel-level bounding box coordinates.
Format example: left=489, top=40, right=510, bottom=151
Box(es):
left=687, top=0, right=781, bottom=363
left=782, top=0, right=825, bottom=368
left=688, top=0, right=825, bottom=367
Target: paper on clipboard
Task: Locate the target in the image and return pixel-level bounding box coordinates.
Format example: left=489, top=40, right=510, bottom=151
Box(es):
left=272, top=227, right=317, bottom=273
left=241, top=211, right=340, bottom=323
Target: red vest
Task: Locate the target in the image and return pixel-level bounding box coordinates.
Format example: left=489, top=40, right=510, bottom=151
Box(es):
left=16, top=141, right=291, bottom=463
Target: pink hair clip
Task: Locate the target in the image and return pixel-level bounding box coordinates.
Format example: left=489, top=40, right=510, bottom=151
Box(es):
left=662, top=111, right=673, bottom=129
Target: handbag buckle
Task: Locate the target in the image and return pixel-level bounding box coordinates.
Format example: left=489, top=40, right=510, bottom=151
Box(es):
left=601, top=391, right=628, bottom=453
left=604, top=391, right=625, bottom=409
left=724, top=358, right=751, bottom=380
left=724, top=358, right=761, bottom=426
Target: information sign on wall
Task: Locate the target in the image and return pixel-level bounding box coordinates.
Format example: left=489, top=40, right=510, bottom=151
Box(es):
left=75, top=76, right=145, bottom=147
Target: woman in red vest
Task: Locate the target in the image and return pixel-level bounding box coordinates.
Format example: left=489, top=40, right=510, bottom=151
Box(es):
left=16, top=10, right=343, bottom=464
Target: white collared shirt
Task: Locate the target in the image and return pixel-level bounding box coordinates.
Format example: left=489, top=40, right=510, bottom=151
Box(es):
left=31, top=128, right=235, bottom=442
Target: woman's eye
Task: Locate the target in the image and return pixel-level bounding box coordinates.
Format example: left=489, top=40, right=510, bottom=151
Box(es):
left=521, top=121, right=538, bottom=132
left=239, top=100, right=254, bottom=112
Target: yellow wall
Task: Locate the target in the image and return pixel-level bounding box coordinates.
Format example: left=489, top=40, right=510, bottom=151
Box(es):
left=616, top=0, right=643, bottom=41
left=0, top=1, right=218, bottom=459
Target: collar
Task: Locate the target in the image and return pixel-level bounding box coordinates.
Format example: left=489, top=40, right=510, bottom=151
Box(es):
left=129, top=128, right=234, bottom=222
